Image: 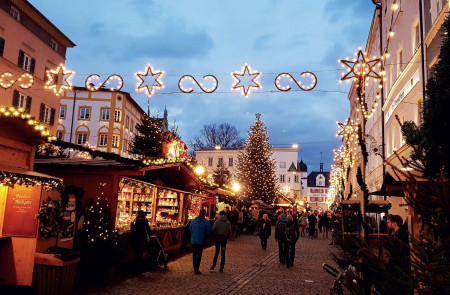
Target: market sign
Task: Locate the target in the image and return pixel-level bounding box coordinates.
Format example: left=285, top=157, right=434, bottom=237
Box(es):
left=2, top=185, right=41, bottom=237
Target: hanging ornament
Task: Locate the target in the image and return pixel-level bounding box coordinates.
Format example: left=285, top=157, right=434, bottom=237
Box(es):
left=0, top=72, right=34, bottom=89
left=275, top=72, right=317, bottom=91
left=135, top=64, right=164, bottom=97
left=44, top=65, right=74, bottom=96
left=231, top=63, right=261, bottom=97
left=85, top=74, right=123, bottom=91
left=178, top=75, right=218, bottom=93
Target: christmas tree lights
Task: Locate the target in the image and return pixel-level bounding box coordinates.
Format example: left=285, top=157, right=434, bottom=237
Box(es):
left=236, top=113, right=277, bottom=204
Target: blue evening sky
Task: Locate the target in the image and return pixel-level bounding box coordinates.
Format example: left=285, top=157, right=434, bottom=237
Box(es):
left=30, top=0, right=375, bottom=171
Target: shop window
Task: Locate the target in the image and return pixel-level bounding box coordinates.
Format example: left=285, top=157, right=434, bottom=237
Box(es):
left=112, top=135, right=120, bottom=148
left=99, top=134, right=108, bottom=147
left=76, top=133, right=88, bottom=145
left=59, top=105, right=66, bottom=119
left=101, top=108, right=110, bottom=121
left=79, top=107, right=91, bottom=120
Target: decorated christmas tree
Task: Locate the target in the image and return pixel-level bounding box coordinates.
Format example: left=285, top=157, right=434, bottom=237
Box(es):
left=237, top=113, right=277, bottom=205
left=213, top=163, right=231, bottom=187
left=130, top=115, right=164, bottom=158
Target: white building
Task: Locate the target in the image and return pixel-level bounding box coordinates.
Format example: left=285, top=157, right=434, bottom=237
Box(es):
left=195, top=145, right=307, bottom=200
left=307, top=161, right=330, bottom=212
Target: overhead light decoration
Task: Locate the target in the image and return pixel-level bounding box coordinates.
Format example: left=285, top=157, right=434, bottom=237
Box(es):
left=0, top=106, right=57, bottom=142
left=388, top=30, right=395, bottom=38
left=0, top=72, right=34, bottom=89
left=178, top=75, right=218, bottom=93
left=231, top=63, right=261, bottom=97
left=339, top=49, right=383, bottom=119
left=135, top=64, right=164, bottom=97
left=85, top=74, right=123, bottom=91
left=275, top=72, right=317, bottom=91
left=392, top=1, right=399, bottom=10
left=45, top=65, right=74, bottom=96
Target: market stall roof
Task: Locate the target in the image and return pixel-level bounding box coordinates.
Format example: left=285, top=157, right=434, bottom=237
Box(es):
left=34, top=158, right=133, bottom=167
left=0, top=164, right=62, bottom=180
left=272, top=191, right=294, bottom=207
left=369, top=172, right=403, bottom=197
left=340, top=199, right=360, bottom=211
left=367, top=200, right=392, bottom=212
left=252, top=200, right=273, bottom=209
left=139, top=162, right=204, bottom=189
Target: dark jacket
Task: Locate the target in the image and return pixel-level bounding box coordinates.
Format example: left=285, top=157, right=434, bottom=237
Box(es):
left=130, top=218, right=151, bottom=249
left=212, top=215, right=232, bottom=244
left=286, top=220, right=300, bottom=243
left=190, top=216, right=212, bottom=245
left=274, top=216, right=287, bottom=241
left=259, top=218, right=272, bottom=238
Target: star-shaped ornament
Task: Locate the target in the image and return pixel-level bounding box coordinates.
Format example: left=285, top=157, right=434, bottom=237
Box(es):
left=45, top=65, right=73, bottom=96
left=135, top=64, right=164, bottom=97
left=231, top=63, right=261, bottom=97
left=340, top=50, right=381, bottom=82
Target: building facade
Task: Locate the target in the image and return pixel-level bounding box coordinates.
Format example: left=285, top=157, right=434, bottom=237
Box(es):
left=195, top=145, right=306, bottom=200
left=59, top=87, right=154, bottom=158
left=307, top=162, right=330, bottom=212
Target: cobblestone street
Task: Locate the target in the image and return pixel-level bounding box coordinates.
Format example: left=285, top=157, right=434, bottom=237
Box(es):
left=81, top=234, right=339, bottom=295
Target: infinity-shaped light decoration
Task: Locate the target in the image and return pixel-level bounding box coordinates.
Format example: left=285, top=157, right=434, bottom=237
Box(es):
left=0, top=72, right=34, bottom=89
left=275, top=71, right=317, bottom=91
left=85, top=74, right=124, bottom=91
left=45, top=64, right=74, bottom=96
left=178, top=75, right=218, bottom=93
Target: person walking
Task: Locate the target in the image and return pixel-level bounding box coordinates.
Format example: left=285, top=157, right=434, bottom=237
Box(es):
left=190, top=209, right=212, bottom=274
left=308, top=211, right=317, bottom=239
left=259, top=213, right=271, bottom=250
left=230, top=206, right=239, bottom=240
left=210, top=210, right=231, bottom=273
left=130, top=210, right=152, bottom=273
left=251, top=207, right=260, bottom=235
left=299, top=213, right=308, bottom=237
left=275, top=213, right=288, bottom=264
left=285, top=215, right=300, bottom=268
left=321, top=212, right=330, bottom=239
left=237, top=208, right=244, bottom=237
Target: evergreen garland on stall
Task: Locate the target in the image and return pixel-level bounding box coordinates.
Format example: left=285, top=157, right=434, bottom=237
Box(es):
left=236, top=113, right=277, bottom=205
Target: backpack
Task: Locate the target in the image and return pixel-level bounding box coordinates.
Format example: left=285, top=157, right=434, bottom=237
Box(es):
left=285, top=224, right=295, bottom=242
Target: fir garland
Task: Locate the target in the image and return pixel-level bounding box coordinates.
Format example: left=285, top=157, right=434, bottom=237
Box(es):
left=37, top=197, right=67, bottom=239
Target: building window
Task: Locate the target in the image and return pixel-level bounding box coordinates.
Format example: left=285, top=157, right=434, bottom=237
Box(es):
left=208, top=157, right=213, bottom=166
left=294, top=175, right=299, bottom=183
left=10, top=6, right=20, bottom=21
left=99, top=134, right=108, bottom=147
left=40, top=104, right=54, bottom=125
left=228, top=158, right=233, bottom=167
left=288, top=177, right=291, bottom=183
left=318, top=180, right=324, bottom=186
left=0, top=37, right=5, bottom=57
left=114, top=110, right=121, bottom=122
left=280, top=161, right=286, bottom=168
left=59, top=106, right=66, bottom=119
left=218, top=157, right=223, bottom=166
left=123, top=139, right=128, bottom=152
left=112, top=135, right=119, bottom=148
left=18, top=51, right=34, bottom=73
left=130, top=119, right=134, bottom=133
left=101, top=108, right=110, bottom=121
left=56, top=131, right=64, bottom=140
left=79, top=107, right=91, bottom=120
left=397, top=48, right=403, bottom=75
left=50, top=40, right=58, bottom=51
left=125, top=115, right=129, bottom=129
left=280, top=174, right=285, bottom=183
left=77, top=133, right=88, bottom=145
left=414, top=23, right=420, bottom=52
left=17, top=92, right=27, bottom=109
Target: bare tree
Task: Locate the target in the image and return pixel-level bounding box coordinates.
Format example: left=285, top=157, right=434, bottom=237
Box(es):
left=191, top=123, right=244, bottom=150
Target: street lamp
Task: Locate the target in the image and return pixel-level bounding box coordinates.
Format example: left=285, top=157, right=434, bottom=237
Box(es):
left=195, top=165, right=205, bottom=175
left=232, top=181, right=241, bottom=192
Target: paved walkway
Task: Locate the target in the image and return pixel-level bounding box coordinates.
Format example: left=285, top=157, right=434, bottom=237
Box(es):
left=83, top=234, right=339, bottom=295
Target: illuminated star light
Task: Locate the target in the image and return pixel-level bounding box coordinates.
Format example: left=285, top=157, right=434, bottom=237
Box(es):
left=231, top=63, right=261, bottom=97
left=45, top=65, right=74, bottom=96
left=135, top=64, right=164, bottom=97
left=339, top=50, right=381, bottom=82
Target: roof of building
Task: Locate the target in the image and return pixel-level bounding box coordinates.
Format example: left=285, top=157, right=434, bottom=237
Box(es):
left=298, top=159, right=307, bottom=172
left=307, top=171, right=331, bottom=187
left=287, top=162, right=297, bottom=172
left=15, top=0, right=76, bottom=47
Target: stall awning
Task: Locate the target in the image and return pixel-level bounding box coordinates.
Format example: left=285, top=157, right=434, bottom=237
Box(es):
left=0, top=163, right=63, bottom=189
left=369, top=172, right=403, bottom=197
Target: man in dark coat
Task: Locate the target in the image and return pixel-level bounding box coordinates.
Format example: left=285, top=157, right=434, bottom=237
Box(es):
left=274, top=213, right=288, bottom=264
left=130, top=210, right=151, bottom=273
left=258, top=213, right=271, bottom=250
left=210, top=211, right=232, bottom=272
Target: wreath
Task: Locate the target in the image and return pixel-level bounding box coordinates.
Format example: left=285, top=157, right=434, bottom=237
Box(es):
left=37, top=197, right=67, bottom=239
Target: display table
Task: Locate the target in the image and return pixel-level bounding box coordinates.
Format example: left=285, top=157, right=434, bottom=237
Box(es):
left=34, top=253, right=80, bottom=295
left=152, top=225, right=185, bottom=251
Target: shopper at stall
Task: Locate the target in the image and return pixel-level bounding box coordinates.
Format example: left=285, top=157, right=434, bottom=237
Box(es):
left=190, top=209, right=212, bottom=274
left=210, top=210, right=232, bottom=272
left=130, top=210, right=152, bottom=273
left=259, top=213, right=271, bottom=250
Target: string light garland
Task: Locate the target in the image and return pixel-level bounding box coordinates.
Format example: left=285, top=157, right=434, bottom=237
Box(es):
left=0, top=170, right=63, bottom=190
left=231, top=63, right=262, bottom=97
left=45, top=64, right=74, bottom=96
left=275, top=72, right=317, bottom=91
left=85, top=74, right=123, bottom=91
left=0, top=72, right=34, bottom=89
left=135, top=64, right=164, bottom=97
left=178, top=75, right=218, bottom=93
left=0, top=106, right=57, bottom=142
left=339, top=49, right=384, bottom=119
